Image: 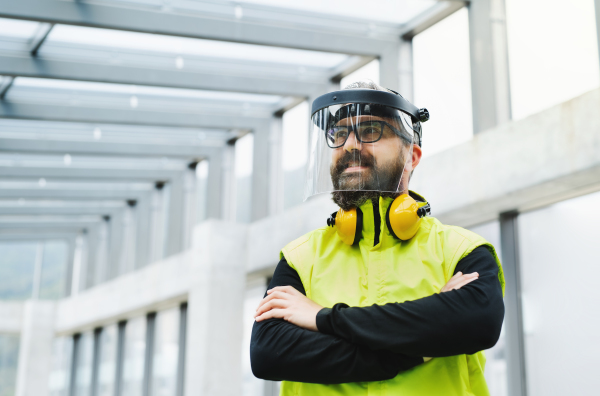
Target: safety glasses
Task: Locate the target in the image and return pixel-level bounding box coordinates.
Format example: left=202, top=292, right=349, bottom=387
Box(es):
left=325, top=120, right=411, bottom=148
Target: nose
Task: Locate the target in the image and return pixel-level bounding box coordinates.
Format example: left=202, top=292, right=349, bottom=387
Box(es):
left=344, top=130, right=362, bottom=153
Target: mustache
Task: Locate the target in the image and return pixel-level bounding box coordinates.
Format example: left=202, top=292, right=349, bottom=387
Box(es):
left=332, top=150, right=375, bottom=175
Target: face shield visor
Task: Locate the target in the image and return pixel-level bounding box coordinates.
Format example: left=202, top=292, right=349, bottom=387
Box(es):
left=304, top=89, right=426, bottom=201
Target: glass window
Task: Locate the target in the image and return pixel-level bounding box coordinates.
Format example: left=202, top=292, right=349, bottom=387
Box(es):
left=0, top=333, right=20, bottom=396
left=96, top=325, right=118, bottom=396
left=48, top=337, right=73, bottom=396
left=282, top=101, right=309, bottom=209
left=413, top=8, right=473, bottom=157
left=122, top=317, right=146, bottom=396
left=74, top=332, right=94, bottom=396
left=235, top=134, right=254, bottom=223
left=519, top=191, right=600, bottom=396
left=505, top=0, right=600, bottom=120
left=150, top=308, right=180, bottom=396
left=0, top=242, right=38, bottom=300
left=468, top=221, right=506, bottom=396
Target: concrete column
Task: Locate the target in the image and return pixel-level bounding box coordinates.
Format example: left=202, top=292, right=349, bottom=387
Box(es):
left=166, top=177, right=184, bottom=256
left=149, top=183, right=166, bottom=263
left=185, top=220, right=247, bottom=396
left=182, top=164, right=198, bottom=250
left=268, top=116, right=284, bottom=216
left=118, top=201, right=137, bottom=275
left=31, top=243, right=44, bottom=299
left=204, top=150, right=223, bottom=220
left=71, top=232, right=88, bottom=296
left=93, top=218, right=109, bottom=286
left=379, top=43, right=400, bottom=90
left=220, top=145, right=236, bottom=221
left=468, top=0, right=512, bottom=133
left=107, top=211, right=124, bottom=280
left=15, top=300, right=56, bottom=396
left=134, top=196, right=151, bottom=270
left=398, top=38, right=414, bottom=102
left=595, top=0, right=600, bottom=79
left=251, top=121, right=271, bottom=221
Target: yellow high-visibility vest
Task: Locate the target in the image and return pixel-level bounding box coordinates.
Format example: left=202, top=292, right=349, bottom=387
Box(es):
left=280, top=194, right=505, bottom=396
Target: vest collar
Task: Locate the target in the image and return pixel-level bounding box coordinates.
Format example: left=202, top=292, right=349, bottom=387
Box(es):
left=356, top=191, right=428, bottom=245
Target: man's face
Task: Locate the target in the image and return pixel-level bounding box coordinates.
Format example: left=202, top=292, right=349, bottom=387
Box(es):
left=330, top=115, right=411, bottom=192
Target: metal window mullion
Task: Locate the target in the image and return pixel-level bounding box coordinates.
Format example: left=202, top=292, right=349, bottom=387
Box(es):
left=69, top=334, right=81, bottom=396
left=142, top=312, right=157, bottom=396
left=114, top=321, right=127, bottom=396
left=90, top=328, right=102, bottom=396
left=500, top=211, right=528, bottom=396
left=176, top=303, right=188, bottom=396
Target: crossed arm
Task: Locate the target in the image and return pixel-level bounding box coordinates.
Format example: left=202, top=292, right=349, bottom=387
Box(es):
left=250, top=246, right=505, bottom=384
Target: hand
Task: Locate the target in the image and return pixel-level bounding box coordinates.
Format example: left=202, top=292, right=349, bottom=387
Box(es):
left=440, top=271, right=479, bottom=293
left=254, top=286, right=323, bottom=332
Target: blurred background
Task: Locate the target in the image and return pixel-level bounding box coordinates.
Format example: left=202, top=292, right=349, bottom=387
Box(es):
left=0, top=0, right=599, bottom=395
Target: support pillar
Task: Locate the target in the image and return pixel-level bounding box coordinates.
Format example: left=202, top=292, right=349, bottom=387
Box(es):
left=93, top=218, right=109, bottom=285
left=166, top=177, right=184, bottom=256
left=468, top=0, right=512, bottom=133
left=398, top=38, right=414, bottom=102
left=252, top=121, right=271, bottom=221
left=379, top=44, right=400, bottom=90
left=204, top=150, right=223, bottom=220
left=71, top=232, right=88, bottom=296
left=500, top=212, right=527, bottom=396
left=15, top=300, right=56, bottom=396
left=185, top=220, right=247, bottom=396
left=182, top=164, right=198, bottom=250
left=149, top=183, right=166, bottom=263
left=118, top=201, right=137, bottom=275
left=220, top=145, right=236, bottom=221
left=268, top=116, right=284, bottom=216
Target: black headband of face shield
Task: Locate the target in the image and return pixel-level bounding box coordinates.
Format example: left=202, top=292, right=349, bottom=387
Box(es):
left=311, top=89, right=428, bottom=147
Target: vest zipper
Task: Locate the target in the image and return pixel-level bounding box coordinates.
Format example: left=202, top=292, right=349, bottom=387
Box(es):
left=372, top=199, right=381, bottom=247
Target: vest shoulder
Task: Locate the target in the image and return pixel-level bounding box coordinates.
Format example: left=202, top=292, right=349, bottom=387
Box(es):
left=280, top=226, right=330, bottom=258
left=421, top=217, right=489, bottom=246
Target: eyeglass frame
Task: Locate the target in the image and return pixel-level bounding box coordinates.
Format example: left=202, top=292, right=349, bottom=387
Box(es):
left=325, top=120, right=413, bottom=149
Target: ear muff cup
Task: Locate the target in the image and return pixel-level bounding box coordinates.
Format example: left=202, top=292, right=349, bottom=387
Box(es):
left=334, top=207, right=363, bottom=246
left=386, top=194, right=422, bottom=241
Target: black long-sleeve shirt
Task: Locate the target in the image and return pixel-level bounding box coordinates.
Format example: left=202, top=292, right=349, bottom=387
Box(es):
left=251, top=246, right=504, bottom=384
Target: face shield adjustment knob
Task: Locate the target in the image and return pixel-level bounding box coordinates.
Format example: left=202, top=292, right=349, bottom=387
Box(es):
left=418, top=108, right=430, bottom=122
left=416, top=203, right=431, bottom=218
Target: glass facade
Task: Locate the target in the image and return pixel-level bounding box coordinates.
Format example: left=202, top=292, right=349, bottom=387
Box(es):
left=150, top=308, right=180, bottom=396
left=0, top=334, right=19, bottom=396
left=121, top=317, right=146, bottom=396
left=519, top=191, right=600, bottom=396
left=95, top=325, right=118, bottom=396
left=48, top=337, right=73, bottom=396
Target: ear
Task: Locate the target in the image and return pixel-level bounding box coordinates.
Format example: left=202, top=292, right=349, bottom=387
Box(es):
left=411, top=144, right=422, bottom=170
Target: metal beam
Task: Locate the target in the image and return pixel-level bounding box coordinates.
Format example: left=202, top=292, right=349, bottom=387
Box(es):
left=29, top=23, right=54, bottom=56
left=0, top=0, right=394, bottom=56
left=0, top=136, right=220, bottom=158
left=500, top=212, right=528, bottom=396
left=0, top=102, right=271, bottom=130
left=0, top=165, right=188, bottom=181
left=0, top=77, right=14, bottom=100
left=400, top=1, right=467, bottom=39
left=0, top=187, right=152, bottom=200
left=0, top=54, right=329, bottom=97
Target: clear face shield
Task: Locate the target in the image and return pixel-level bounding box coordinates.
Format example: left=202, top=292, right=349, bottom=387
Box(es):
left=304, top=89, right=424, bottom=201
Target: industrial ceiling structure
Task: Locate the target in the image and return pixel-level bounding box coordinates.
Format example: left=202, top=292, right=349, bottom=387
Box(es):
left=0, top=0, right=481, bottom=296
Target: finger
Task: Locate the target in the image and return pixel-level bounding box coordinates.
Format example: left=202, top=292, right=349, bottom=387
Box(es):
left=255, top=308, right=286, bottom=322
left=267, top=286, right=299, bottom=296
left=254, top=299, right=290, bottom=317
left=444, top=272, right=478, bottom=289
left=256, top=291, right=291, bottom=310
left=450, top=277, right=478, bottom=290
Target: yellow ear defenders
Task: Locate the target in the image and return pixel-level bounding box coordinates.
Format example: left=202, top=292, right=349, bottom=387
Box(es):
left=327, top=194, right=431, bottom=245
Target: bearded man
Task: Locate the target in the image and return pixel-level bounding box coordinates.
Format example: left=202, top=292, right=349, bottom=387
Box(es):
left=250, top=81, right=505, bottom=396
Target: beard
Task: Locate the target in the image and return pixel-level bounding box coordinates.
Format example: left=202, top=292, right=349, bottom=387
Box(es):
left=330, top=149, right=406, bottom=211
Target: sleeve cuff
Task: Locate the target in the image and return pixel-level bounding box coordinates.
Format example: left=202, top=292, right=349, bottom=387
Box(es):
left=316, top=307, right=333, bottom=334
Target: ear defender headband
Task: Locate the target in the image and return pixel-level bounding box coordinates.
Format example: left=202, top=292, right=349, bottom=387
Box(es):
left=327, top=194, right=431, bottom=245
